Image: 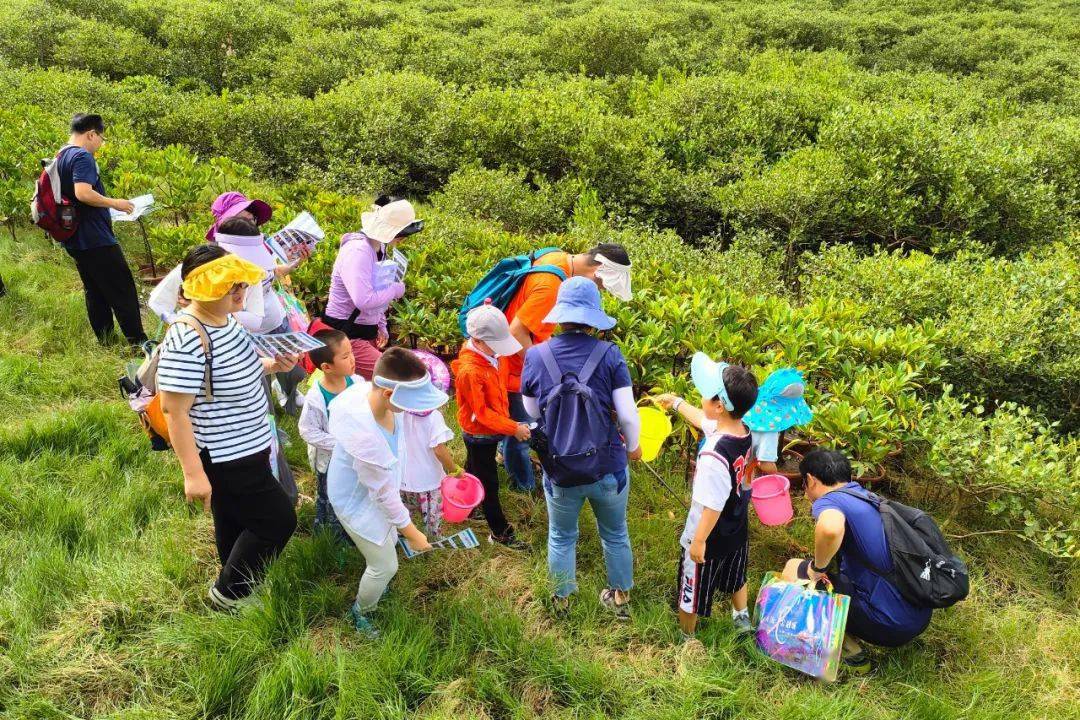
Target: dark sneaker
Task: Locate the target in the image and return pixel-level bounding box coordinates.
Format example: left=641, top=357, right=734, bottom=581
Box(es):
left=550, top=595, right=571, bottom=618
left=842, top=649, right=872, bottom=674
left=599, top=589, right=630, bottom=620
left=347, top=603, right=380, bottom=638
left=732, top=612, right=754, bottom=635
left=489, top=533, right=529, bottom=551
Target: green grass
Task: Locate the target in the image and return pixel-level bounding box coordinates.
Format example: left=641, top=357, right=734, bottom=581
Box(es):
left=1, top=232, right=1077, bottom=719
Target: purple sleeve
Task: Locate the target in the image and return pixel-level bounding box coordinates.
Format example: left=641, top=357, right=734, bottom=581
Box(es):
left=338, top=242, right=404, bottom=314
left=71, top=151, right=99, bottom=185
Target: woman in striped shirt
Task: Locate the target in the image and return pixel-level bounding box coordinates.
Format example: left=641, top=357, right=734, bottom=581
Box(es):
left=158, top=244, right=301, bottom=612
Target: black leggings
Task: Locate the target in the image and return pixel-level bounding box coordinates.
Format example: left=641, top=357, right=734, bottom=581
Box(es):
left=201, top=448, right=297, bottom=599
left=465, top=438, right=514, bottom=539
left=68, top=243, right=147, bottom=345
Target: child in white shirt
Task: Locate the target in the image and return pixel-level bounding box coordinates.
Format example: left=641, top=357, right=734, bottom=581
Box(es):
left=400, top=409, right=459, bottom=539
left=328, top=348, right=446, bottom=637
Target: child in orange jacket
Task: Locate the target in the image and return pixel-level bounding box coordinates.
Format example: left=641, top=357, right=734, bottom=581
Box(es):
left=452, top=303, right=531, bottom=549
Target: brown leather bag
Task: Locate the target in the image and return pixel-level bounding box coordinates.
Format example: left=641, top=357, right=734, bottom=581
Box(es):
left=137, top=315, right=213, bottom=445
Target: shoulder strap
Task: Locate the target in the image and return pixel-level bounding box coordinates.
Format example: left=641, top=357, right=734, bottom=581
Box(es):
left=577, top=340, right=611, bottom=384
left=527, top=248, right=567, bottom=280
left=834, top=487, right=881, bottom=508
left=536, top=341, right=563, bottom=386
left=830, top=487, right=889, bottom=576
left=171, top=315, right=214, bottom=401
left=530, top=247, right=562, bottom=261
left=527, top=264, right=567, bottom=280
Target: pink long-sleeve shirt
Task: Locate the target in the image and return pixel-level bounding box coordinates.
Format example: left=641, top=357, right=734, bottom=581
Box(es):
left=324, top=233, right=405, bottom=333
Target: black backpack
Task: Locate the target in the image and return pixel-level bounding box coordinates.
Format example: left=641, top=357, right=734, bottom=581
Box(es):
left=836, top=488, right=969, bottom=609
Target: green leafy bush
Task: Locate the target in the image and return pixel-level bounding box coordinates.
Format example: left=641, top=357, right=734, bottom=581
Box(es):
left=912, top=388, right=1080, bottom=558
left=804, top=243, right=1080, bottom=430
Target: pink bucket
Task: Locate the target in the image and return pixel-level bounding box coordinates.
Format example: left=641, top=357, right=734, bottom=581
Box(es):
left=750, top=474, right=794, bottom=526
left=440, top=473, right=485, bottom=523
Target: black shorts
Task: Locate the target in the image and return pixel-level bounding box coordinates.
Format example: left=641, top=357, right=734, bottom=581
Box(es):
left=676, top=540, right=749, bottom=617
left=795, top=560, right=929, bottom=647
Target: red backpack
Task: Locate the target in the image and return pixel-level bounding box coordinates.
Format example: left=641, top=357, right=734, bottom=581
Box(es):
left=30, top=146, right=78, bottom=243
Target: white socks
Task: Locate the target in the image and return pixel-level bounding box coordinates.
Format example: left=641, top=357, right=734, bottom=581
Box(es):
left=732, top=606, right=749, bottom=620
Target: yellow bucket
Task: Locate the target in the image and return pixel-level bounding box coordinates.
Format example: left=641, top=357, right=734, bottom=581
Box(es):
left=638, top=406, right=673, bottom=462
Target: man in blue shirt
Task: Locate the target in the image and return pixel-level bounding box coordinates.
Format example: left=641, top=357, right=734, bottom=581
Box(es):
left=782, top=449, right=931, bottom=673
left=57, top=114, right=146, bottom=345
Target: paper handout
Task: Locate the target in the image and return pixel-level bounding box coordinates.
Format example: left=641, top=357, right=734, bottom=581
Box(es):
left=249, top=331, right=326, bottom=358
left=109, top=194, right=155, bottom=222
left=399, top=528, right=480, bottom=559
left=265, top=212, right=326, bottom=264
left=374, top=248, right=409, bottom=290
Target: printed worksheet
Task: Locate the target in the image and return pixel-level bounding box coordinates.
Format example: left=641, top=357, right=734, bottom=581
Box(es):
left=109, top=194, right=155, bottom=222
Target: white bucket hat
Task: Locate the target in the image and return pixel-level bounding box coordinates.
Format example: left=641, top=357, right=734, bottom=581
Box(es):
left=360, top=199, right=423, bottom=244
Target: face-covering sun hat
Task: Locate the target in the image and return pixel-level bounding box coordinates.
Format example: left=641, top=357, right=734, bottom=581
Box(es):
left=360, top=198, right=423, bottom=244
left=593, top=253, right=632, bottom=301
left=181, top=254, right=266, bottom=302
left=743, top=368, right=813, bottom=433
left=205, top=192, right=272, bottom=241
left=690, top=352, right=734, bottom=412
left=543, top=276, right=616, bottom=330
left=373, top=373, right=449, bottom=414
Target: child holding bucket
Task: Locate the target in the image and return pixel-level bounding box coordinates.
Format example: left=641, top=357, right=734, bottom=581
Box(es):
left=744, top=368, right=812, bottom=477
left=653, top=353, right=759, bottom=637
left=327, top=348, right=446, bottom=637
left=399, top=350, right=459, bottom=539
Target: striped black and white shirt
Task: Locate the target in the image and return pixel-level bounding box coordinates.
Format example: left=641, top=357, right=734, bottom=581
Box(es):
left=157, top=314, right=272, bottom=463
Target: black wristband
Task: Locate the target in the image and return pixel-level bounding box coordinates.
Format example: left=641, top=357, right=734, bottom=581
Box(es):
left=811, top=559, right=829, bottom=573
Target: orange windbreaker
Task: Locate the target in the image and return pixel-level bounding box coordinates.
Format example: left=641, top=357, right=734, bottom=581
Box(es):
left=451, top=344, right=520, bottom=437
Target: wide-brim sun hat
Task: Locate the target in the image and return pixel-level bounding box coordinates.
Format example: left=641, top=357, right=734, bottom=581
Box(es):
left=361, top=199, right=423, bottom=244
left=744, top=367, right=813, bottom=433
left=205, top=191, right=272, bottom=240
left=373, top=373, right=448, bottom=413
left=542, top=276, right=616, bottom=330
left=690, top=352, right=734, bottom=412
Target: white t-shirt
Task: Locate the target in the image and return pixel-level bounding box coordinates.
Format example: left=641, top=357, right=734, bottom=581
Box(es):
left=156, top=315, right=272, bottom=463
left=399, top=410, right=454, bottom=492
left=679, top=427, right=736, bottom=549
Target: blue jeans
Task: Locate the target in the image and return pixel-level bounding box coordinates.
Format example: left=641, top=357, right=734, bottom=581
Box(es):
left=502, top=392, right=536, bottom=491
left=544, top=471, right=633, bottom=598
left=314, top=471, right=349, bottom=544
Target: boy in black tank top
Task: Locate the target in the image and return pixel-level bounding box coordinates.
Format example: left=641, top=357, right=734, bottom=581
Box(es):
left=653, top=353, right=759, bottom=638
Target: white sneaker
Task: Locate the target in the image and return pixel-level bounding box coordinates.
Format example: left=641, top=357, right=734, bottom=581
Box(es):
left=208, top=586, right=262, bottom=613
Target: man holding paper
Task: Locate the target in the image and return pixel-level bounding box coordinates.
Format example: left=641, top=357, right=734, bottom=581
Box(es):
left=57, top=113, right=147, bottom=346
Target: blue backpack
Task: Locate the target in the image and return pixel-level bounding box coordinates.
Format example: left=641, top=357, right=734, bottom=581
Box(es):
left=533, top=340, right=626, bottom=487
left=458, top=248, right=566, bottom=336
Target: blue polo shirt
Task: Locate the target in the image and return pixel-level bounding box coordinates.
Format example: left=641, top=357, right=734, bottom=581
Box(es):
left=812, top=483, right=932, bottom=636
left=56, top=146, right=117, bottom=253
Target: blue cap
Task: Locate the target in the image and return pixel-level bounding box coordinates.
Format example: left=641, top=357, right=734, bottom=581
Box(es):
left=690, top=352, right=734, bottom=412
left=543, top=276, right=616, bottom=330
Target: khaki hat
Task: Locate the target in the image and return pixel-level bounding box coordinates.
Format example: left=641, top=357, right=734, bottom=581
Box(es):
left=361, top=199, right=422, bottom=244
left=466, top=301, right=522, bottom=357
